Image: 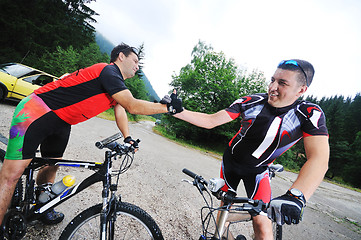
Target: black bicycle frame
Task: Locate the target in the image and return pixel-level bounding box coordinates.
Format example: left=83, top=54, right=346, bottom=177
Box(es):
left=19, top=151, right=114, bottom=224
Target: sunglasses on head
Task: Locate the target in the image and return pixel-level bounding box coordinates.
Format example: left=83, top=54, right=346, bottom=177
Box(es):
left=278, top=60, right=309, bottom=87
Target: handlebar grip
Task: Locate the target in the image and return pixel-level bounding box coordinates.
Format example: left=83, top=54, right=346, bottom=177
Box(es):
left=95, top=133, right=123, bottom=149
left=182, top=168, right=198, bottom=179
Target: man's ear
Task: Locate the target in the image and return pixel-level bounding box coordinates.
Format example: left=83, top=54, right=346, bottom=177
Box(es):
left=297, top=85, right=308, bottom=97
left=118, top=52, right=125, bottom=62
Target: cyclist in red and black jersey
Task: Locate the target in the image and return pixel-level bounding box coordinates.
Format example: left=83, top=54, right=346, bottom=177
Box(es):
left=174, top=59, right=329, bottom=239
left=0, top=43, right=183, bottom=227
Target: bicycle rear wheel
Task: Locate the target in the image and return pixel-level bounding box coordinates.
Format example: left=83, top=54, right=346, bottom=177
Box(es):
left=273, top=222, right=282, bottom=240
left=59, top=202, right=163, bottom=240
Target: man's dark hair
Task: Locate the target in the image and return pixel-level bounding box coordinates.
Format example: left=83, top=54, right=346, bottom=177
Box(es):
left=110, top=43, right=138, bottom=63
left=277, top=59, right=315, bottom=87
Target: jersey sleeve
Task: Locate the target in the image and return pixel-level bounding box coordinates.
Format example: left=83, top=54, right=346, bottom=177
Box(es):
left=225, top=99, right=242, bottom=120
left=299, top=103, right=329, bottom=137
left=225, top=94, right=267, bottom=120
left=98, top=65, right=128, bottom=96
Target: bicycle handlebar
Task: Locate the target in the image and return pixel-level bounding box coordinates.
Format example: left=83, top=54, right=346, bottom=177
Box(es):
left=95, top=133, right=140, bottom=154
left=95, top=132, right=123, bottom=149
left=182, top=166, right=284, bottom=237
left=182, top=168, right=203, bottom=182
left=182, top=168, right=265, bottom=207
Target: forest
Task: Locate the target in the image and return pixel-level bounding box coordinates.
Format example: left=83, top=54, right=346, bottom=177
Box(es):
left=1, top=0, right=360, bottom=189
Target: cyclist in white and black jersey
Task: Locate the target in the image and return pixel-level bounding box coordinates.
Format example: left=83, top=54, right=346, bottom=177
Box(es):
left=174, top=59, right=329, bottom=240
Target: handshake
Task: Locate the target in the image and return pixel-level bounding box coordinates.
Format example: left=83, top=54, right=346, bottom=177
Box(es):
left=159, top=90, right=184, bottom=115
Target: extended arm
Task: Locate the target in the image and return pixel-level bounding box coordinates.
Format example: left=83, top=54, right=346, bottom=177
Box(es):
left=173, top=109, right=233, bottom=129
left=112, top=90, right=168, bottom=115
left=291, top=135, right=330, bottom=200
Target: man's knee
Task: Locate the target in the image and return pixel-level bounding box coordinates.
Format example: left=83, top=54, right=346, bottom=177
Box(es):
left=0, top=159, right=31, bottom=185
left=252, top=214, right=273, bottom=240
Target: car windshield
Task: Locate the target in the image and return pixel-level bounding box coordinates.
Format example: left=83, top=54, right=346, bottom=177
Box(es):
left=0, top=63, right=40, bottom=78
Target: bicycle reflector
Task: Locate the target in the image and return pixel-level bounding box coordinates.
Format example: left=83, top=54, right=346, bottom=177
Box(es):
left=208, top=178, right=225, bottom=193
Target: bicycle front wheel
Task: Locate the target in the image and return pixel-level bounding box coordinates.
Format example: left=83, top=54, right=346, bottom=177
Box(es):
left=273, top=222, right=282, bottom=240
left=59, top=202, right=163, bottom=240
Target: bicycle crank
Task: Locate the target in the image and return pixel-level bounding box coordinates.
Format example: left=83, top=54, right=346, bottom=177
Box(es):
left=3, top=210, right=27, bottom=239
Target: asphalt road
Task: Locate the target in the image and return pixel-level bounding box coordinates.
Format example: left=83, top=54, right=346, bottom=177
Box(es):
left=0, top=99, right=360, bottom=239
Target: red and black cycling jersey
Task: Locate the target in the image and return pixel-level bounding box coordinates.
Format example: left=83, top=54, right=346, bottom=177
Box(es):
left=224, top=93, right=328, bottom=172
left=34, top=63, right=127, bottom=125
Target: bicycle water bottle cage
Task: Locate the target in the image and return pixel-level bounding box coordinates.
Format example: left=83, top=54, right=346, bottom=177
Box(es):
left=36, top=183, right=52, bottom=197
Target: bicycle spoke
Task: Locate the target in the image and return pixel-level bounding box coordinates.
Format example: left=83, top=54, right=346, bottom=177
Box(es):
left=60, top=203, right=162, bottom=240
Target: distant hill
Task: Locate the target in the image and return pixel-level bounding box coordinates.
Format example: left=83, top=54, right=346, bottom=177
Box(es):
left=95, top=32, right=160, bottom=101
left=138, top=70, right=160, bottom=102
left=95, top=32, right=115, bottom=57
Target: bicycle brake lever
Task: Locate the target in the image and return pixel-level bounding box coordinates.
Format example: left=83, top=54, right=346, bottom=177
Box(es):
left=181, top=179, right=193, bottom=185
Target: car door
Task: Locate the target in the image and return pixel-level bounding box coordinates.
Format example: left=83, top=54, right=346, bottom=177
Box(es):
left=11, top=74, right=55, bottom=99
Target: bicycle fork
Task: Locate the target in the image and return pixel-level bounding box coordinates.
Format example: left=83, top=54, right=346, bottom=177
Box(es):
left=100, top=187, right=119, bottom=240
left=100, top=151, right=115, bottom=240
left=100, top=197, right=108, bottom=240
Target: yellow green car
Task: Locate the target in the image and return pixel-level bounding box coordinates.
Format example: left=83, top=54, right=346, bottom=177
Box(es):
left=0, top=63, right=58, bottom=101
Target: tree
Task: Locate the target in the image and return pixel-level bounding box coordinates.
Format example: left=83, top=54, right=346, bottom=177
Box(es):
left=0, top=0, right=98, bottom=64
left=164, top=41, right=267, bottom=147
left=125, top=74, right=149, bottom=101
left=36, top=42, right=109, bottom=77
left=305, top=93, right=361, bottom=187
left=343, top=131, right=361, bottom=188
left=346, top=94, right=361, bottom=143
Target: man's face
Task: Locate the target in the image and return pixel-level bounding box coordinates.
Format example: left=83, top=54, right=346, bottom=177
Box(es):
left=119, top=52, right=139, bottom=79
left=268, top=69, right=307, bottom=108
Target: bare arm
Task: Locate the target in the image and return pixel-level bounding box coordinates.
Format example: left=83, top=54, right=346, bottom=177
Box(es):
left=174, top=109, right=233, bottom=129
left=114, top=104, right=130, bottom=138
left=291, top=135, right=329, bottom=200
left=112, top=90, right=168, bottom=115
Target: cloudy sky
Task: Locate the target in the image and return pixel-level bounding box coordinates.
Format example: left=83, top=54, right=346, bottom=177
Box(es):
left=88, top=0, right=361, bottom=100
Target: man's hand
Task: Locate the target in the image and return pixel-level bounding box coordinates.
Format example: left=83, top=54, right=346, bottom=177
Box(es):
left=267, top=189, right=306, bottom=225
left=124, top=136, right=139, bottom=149
left=160, top=90, right=184, bottom=114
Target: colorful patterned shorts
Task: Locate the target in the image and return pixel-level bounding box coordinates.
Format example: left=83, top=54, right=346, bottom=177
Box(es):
left=5, top=94, right=71, bottom=160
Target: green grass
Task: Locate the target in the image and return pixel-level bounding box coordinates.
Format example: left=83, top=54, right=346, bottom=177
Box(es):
left=97, top=109, right=116, bottom=121
left=97, top=108, right=156, bottom=122
left=153, top=125, right=223, bottom=159
left=323, top=177, right=361, bottom=193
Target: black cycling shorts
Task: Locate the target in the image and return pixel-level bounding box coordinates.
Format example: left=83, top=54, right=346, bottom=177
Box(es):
left=220, top=148, right=271, bottom=203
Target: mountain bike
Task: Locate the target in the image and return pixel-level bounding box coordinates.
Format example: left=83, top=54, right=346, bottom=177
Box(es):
left=182, top=164, right=283, bottom=240
left=0, top=133, right=163, bottom=240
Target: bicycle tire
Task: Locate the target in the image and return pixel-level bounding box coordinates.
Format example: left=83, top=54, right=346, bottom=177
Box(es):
left=273, top=222, right=282, bottom=240
left=59, top=202, right=164, bottom=240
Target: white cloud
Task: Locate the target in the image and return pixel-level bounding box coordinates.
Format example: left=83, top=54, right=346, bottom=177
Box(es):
left=88, top=0, right=361, bottom=99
